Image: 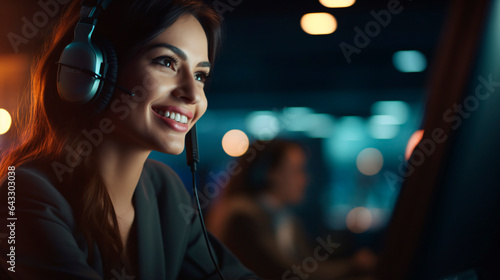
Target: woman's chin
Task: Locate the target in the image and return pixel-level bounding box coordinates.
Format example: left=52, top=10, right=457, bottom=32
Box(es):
left=157, top=143, right=185, bottom=155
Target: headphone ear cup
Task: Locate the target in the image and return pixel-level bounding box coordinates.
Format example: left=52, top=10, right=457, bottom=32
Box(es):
left=90, top=38, right=118, bottom=114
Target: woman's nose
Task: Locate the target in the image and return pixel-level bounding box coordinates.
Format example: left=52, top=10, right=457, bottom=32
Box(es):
left=171, top=72, right=202, bottom=104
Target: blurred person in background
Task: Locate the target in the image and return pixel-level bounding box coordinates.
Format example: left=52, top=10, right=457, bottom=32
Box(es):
left=207, top=139, right=377, bottom=280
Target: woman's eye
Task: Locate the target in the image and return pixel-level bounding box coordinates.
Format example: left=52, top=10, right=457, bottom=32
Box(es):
left=194, top=72, right=210, bottom=84
left=152, top=56, right=178, bottom=70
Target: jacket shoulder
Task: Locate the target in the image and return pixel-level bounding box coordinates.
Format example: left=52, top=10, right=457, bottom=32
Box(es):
left=1, top=163, right=73, bottom=210
left=142, top=159, right=189, bottom=200
left=0, top=162, right=76, bottom=231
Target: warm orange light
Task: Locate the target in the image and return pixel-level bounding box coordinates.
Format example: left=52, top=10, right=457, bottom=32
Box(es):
left=319, top=0, right=356, bottom=8
left=346, top=207, right=372, bottom=233
left=356, top=148, right=384, bottom=176
left=222, top=129, right=249, bottom=157
left=405, top=130, right=424, bottom=160
left=0, top=109, right=12, bottom=135
left=300, top=13, right=337, bottom=35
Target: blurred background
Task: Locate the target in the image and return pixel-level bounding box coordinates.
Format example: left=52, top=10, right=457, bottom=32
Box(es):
left=0, top=0, right=449, bottom=259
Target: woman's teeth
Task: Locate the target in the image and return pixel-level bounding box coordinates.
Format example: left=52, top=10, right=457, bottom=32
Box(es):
left=156, top=109, right=188, bottom=124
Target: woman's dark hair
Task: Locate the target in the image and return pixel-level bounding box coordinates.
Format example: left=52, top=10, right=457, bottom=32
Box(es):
left=223, top=139, right=306, bottom=197
left=0, top=0, right=222, bottom=277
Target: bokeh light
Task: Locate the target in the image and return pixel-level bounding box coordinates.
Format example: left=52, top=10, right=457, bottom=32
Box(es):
left=405, top=130, right=425, bottom=160
left=245, top=111, right=280, bottom=140
left=346, top=207, right=372, bottom=233
left=304, top=114, right=335, bottom=138
left=222, top=129, right=249, bottom=157
left=392, top=50, right=427, bottom=73
left=283, top=107, right=315, bottom=132
left=337, top=116, right=365, bottom=141
left=356, top=147, right=384, bottom=175
left=319, top=0, right=355, bottom=8
left=371, top=100, right=410, bottom=124
left=368, top=115, right=400, bottom=139
left=0, top=109, right=12, bottom=135
left=300, top=13, right=337, bottom=35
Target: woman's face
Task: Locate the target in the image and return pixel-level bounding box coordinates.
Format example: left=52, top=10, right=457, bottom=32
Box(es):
left=106, top=13, right=210, bottom=154
left=268, top=146, right=308, bottom=205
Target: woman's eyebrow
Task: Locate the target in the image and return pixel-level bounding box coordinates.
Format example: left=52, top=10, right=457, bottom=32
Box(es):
left=146, top=43, right=211, bottom=68
left=197, top=61, right=211, bottom=68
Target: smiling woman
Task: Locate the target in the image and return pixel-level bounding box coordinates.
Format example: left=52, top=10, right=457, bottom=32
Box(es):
left=0, top=0, right=259, bottom=279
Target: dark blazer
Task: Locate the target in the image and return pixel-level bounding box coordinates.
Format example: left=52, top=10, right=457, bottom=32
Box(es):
left=0, top=158, right=258, bottom=280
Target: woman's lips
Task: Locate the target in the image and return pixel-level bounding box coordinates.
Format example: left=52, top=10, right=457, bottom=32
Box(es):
left=152, top=108, right=189, bottom=132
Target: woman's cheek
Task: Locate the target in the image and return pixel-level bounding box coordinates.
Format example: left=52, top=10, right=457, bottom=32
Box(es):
left=199, top=95, right=209, bottom=117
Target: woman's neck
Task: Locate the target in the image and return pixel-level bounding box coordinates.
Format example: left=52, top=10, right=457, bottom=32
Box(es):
left=96, top=136, right=151, bottom=216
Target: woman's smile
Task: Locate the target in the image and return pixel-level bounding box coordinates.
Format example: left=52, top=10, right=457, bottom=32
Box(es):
left=151, top=105, right=193, bottom=132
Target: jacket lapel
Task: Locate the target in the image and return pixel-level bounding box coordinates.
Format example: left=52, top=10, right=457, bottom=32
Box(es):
left=133, top=175, right=166, bottom=279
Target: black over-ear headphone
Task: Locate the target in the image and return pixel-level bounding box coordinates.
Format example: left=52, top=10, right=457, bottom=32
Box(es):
left=57, top=0, right=133, bottom=114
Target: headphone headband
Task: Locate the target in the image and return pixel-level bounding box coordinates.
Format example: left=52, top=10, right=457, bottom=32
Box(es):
left=81, top=0, right=113, bottom=15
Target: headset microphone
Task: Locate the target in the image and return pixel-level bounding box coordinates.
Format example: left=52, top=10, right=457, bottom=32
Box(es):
left=186, top=125, right=225, bottom=280
left=186, top=124, right=200, bottom=171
